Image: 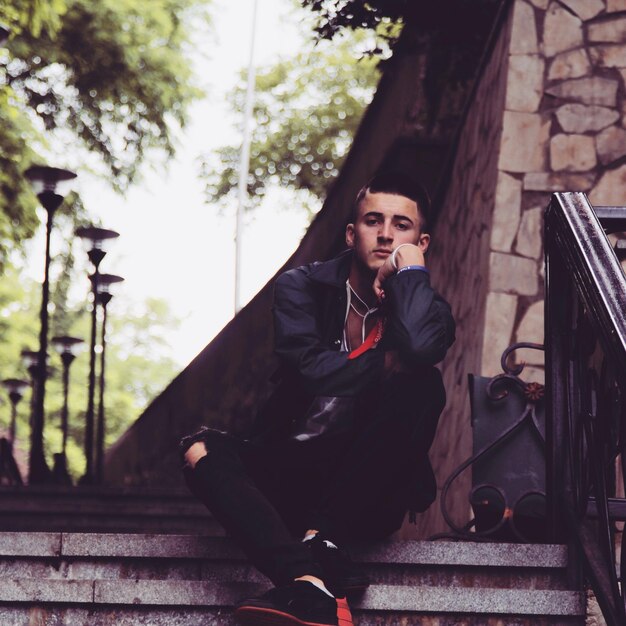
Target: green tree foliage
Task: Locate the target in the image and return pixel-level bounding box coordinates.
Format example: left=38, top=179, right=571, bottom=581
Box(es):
left=0, top=0, right=68, bottom=39
left=0, top=263, right=180, bottom=479
left=300, top=0, right=499, bottom=44
left=300, top=0, right=501, bottom=134
left=0, top=86, right=40, bottom=267
left=300, top=0, right=406, bottom=52
left=0, top=0, right=210, bottom=265
left=0, top=266, right=40, bottom=377
left=200, top=35, right=379, bottom=208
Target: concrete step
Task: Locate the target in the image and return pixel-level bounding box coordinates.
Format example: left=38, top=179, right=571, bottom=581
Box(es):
left=0, top=579, right=584, bottom=624
left=0, top=484, right=199, bottom=504
left=0, top=485, right=219, bottom=535
left=0, top=532, right=571, bottom=589
left=0, top=512, right=221, bottom=535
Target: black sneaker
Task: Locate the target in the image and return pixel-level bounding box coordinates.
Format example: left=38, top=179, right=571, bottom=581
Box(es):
left=305, top=534, right=369, bottom=596
left=234, top=580, right=353, bottom=626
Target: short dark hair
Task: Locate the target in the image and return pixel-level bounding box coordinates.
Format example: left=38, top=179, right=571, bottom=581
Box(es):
left=352, top=171, right=431, bottom=231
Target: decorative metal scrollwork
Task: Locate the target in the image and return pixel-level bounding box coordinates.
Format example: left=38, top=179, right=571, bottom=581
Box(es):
left=436, top=342, right=546, bottom=543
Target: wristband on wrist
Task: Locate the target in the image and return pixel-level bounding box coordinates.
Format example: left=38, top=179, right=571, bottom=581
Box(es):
left=390, top=243, right=414, bottom=270
left=397, top=264, right=429, bottom=275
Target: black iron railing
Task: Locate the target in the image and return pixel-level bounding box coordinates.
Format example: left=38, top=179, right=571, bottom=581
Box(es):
left=545, top=192, right=626, bottom=625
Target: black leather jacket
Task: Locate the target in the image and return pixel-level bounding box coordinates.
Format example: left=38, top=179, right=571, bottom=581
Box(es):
left=252, top=250, right=455, bottom=436
left=250, top=250, right=456, bottom=515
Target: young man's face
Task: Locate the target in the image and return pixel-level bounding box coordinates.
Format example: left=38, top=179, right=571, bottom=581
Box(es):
left=345, top=190, right=430, bottom=276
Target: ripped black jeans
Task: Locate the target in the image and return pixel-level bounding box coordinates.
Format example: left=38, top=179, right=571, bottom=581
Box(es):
left=180, top=369, right=445, bottom=586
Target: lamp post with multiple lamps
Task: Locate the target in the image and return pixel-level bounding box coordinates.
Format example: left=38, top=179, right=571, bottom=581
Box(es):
left=51, top=335, right=84, bottom=484
left=93, top=274, right=124, bottom=484
left=75, top=226, right=120, bottom=484
left=24, top=165, right=76, bottom=483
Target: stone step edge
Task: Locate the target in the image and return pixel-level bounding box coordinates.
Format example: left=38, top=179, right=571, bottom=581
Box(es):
left=0, top=533, right=569, bottom=568
left=0, top=486, right=192, bottom=498
left=0, top=580, right=585, bottom=616
left=0, top=507, right=211, bottom=517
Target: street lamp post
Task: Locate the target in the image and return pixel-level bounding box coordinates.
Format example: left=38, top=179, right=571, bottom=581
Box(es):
left=1, top=379, right=29, bottom=448
left=0, top=378, right=29, bottom=486
left=24, top=165, right=76, bottom=483
left=75, top=226, right=119, bottom=484
left=51, top=335, right=83, bottom=484
left=93, top=273, right=123, bottom=484
left=21, top=349, right=41, bottom=432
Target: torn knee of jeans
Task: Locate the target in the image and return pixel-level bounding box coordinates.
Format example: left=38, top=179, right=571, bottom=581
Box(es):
left=183, top=441, right=208, bottom=469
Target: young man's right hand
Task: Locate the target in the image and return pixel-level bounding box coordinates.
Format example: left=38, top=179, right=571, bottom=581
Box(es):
left=373, top=244, right=426, bottom=302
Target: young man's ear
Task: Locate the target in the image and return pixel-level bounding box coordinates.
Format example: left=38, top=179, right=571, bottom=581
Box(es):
left=418, top=233, right=430, bottom=254
left=345, top=223, right=355, bottom=248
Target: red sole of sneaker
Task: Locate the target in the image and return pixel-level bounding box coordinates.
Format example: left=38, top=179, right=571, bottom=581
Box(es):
left=234, top=606, right=339, bottom=626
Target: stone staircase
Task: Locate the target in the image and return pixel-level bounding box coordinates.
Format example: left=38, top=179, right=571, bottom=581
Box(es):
left=0, top=529, right=586, bottom=625
left=0, top=485, right=220, bottom=535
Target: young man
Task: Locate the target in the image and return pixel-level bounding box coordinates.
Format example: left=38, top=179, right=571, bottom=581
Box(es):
left=181, top=171, right=455, bottom=626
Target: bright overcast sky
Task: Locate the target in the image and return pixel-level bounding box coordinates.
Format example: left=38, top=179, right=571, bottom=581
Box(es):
left=26, top=0, right=316, bottom=368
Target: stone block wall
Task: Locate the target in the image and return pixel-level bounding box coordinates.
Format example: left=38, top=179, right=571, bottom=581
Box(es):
left=484, top=0, right=626, bottom=386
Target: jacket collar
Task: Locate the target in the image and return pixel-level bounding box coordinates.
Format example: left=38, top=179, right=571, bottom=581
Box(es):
left=308, top=249, right=353, bottom=287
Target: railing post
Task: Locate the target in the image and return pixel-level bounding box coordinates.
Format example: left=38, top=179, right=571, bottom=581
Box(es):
left=544, top=206, right=584, bottom=598
left=544, top=212, right=568, bottom=542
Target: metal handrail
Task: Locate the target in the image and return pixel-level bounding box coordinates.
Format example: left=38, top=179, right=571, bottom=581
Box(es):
left=545, top=192, right=626, bottom=625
